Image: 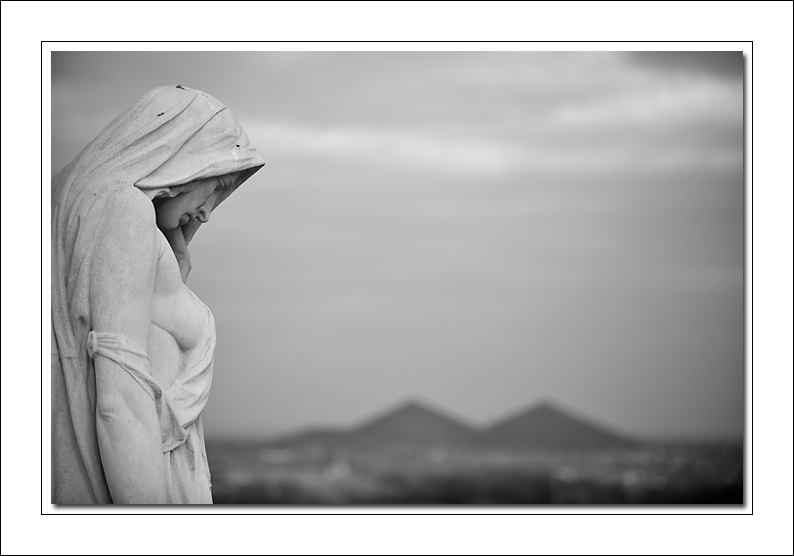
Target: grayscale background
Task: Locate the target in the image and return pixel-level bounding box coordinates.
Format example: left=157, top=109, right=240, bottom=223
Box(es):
left=52, top=51, right=744, bottom=504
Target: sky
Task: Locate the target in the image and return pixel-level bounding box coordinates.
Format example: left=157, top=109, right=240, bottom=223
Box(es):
left=51, top=50, right=745, bottom=442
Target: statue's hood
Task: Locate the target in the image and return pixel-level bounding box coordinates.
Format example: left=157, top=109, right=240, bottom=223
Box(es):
left=53, top=84, right=265, bottom=244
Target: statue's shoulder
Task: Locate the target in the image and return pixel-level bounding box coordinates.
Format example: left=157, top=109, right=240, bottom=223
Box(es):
left=94, top=186, right=158, bottom=260
left=103, top=185, right=156, bottom=225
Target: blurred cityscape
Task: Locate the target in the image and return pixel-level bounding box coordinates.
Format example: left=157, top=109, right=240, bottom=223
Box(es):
left=206, top=400, right=743, bottom=505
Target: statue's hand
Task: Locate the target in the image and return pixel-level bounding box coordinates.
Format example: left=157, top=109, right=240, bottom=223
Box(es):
left=176, top=248, right=192, bottom=284
left=163, top=226, right=191, bottom=284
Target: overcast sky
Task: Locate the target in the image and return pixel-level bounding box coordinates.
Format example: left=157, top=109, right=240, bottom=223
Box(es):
left=51, top=50, right=744, bottom=442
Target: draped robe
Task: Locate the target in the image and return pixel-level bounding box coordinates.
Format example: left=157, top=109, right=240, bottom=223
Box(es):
left=51, top=85, right=265, bottom=504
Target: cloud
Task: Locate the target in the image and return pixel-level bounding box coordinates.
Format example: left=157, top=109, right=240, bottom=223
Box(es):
left=243, top=63, right=742, bottom=178
left=250, top=121, right=515, bottom=176
left=550, top=78, right=742, bottom=129
left=627, top=51, right=745, bottom=80
left=51, top=51, right=743, bottom=178
left=248, top=117, right=741, bottom=178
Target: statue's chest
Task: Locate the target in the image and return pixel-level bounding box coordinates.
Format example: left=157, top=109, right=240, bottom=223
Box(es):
left=150, top=232, right=211, bottom=353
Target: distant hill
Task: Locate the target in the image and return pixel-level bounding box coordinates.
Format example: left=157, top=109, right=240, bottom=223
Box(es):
left=346, top=400, right=479, bottom=447
left=267, top=400, right=478, bottom=449
left=266, top=399, right=633, bottom=451
left=480, top=401, right=633, bottom=450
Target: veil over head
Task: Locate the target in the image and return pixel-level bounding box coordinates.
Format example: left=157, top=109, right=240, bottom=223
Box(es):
left=53, top=84, right=266, bottom=244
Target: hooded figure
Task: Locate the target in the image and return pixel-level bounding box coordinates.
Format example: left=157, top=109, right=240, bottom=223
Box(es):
left=51, top=85, right=265, bottom=504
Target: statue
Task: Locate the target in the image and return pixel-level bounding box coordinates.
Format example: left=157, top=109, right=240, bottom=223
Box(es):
left=51, top=85, right=265, bottom=504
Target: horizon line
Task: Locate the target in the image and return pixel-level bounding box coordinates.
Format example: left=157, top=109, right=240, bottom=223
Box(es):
left=203, top=396, right=745, bottom=445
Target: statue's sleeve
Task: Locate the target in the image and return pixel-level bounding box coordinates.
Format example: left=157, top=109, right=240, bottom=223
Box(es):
left=87, top=187, right=167, bottom=503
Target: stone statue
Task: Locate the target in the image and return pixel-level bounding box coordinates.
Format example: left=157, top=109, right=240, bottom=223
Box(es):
left=51, top=85, right=265, bottom=504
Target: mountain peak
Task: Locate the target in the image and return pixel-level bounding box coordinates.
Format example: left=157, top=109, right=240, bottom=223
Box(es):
left=390, top=399, right=445, bottom=418
left=531, top=399, right=559, bottom=412
left=482, top=400, right=632, bottom=450
left=351, top=399, right=477, bottom=446
left=395, top=398, right=429, bottom=411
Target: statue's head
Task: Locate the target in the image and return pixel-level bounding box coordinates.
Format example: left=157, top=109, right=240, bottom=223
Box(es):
left=132, top=86, right=265, bottom=244
left=54, top=85, right=265, bottom=245
left=152, top=171, right=243, bottom=232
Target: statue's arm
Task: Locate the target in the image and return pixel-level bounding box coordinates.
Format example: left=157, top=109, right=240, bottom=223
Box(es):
left=89, top=189, right=166, bottom=504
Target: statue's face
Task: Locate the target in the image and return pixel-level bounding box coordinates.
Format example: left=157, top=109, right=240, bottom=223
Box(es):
left=154, top=175, right=236, bottom=231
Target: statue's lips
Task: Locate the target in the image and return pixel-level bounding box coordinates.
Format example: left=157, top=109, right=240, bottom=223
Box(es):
left=179, top=214, right=190, bottom=226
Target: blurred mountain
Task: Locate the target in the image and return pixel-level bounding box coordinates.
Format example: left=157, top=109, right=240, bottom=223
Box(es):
left=347, top=400, right=479, bottom=447
left=266, top=399, right=633, bottom=450
left=480, top=401, right=633, bottom=450
left=268, top=400, right=478, bottom=449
